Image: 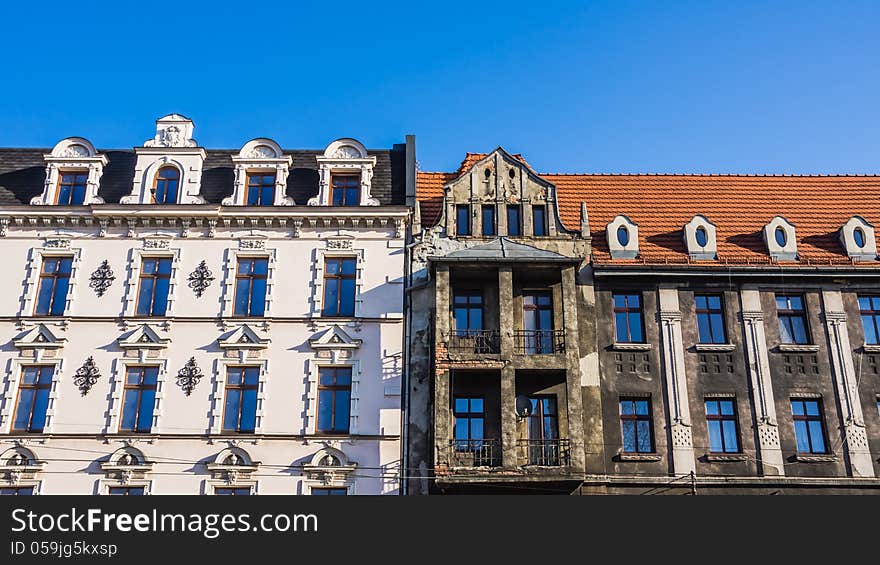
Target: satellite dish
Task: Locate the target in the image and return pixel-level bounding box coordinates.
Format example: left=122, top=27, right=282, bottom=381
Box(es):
left=515, top=395, right=532, bottom=418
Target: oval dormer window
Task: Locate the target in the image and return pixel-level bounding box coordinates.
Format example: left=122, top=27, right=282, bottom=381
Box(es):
left=695, top=226, right=708, bottom=247
left=617, top=226, right=630, bottom=246
left=854, top=227, right=866, bottom=248
left=775, top=226, right=787, bottom=247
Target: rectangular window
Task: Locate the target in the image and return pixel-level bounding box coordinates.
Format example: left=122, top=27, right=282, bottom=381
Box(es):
left=56, top=172, right=88, bottom=205
left=108, top=487, right=145, bottom=495
left=705, top=398, right=740, bottom=453
left=695, top=294, right=727, bottom=344
left=136, top=258, right=172, bottom=317
left=620, top=398, right=653, bottom=453
left=858, top=295, right=880, bottom=345
left=331, top=175, right=360, bottom=206
left=12, top=366, right=54, bottom=432
left=456, top=205, right=471, bottom=236
left=312, top=488, right=347, bottom=495
left=119, top=366, right=158, bottom=433
left=34, top=257, right=72, bottom=316
left=522, top=291, right=554, bottom=353
left=322, top=258, right=356, bottom=317
left=453, top=396, right=485, bottom=451
left=776, top=294, right=809, bottom=344
left=532, top=205, right=547, bottom=236
left=507, top=205, right=522, bottom=236
left=223, top=367, right=259, bottom=433
left=791, top=398, right=827, bottom=454
left=613, top=293, right=644, bottom=343
left=246, top=173, right=276, bottom=206
left=453, top=290, right=483, bottom=333
left=233, top=258, right=268, bottom=317
left=317, top=367, right=352, bottom=434
left=0, top=487, right=34, bottom=495
left=215, top=487, right=251, bottom=495
left=526, top=396, right=560, bottom=465
left=481, top=205, right=496, bottom=236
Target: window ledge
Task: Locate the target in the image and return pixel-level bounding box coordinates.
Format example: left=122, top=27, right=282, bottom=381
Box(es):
left=704, top=453, right=748, bottom=462
left=777, top=344, right=820, bottom=353
left=795, top=454, right=838, bottom=463
left=694, top=343, right=736, bottom=353
left=612, top=342, right=652, bottom=352
left=617, top=453, right=662, bottom=462
left=862, top=344, right=880, bottom=353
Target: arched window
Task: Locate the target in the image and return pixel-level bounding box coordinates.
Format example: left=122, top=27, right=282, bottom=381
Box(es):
left=152, top=167, right=179, bottom=204
left=695, top=226, right=708, bottom=247
left=854, top=227, right=866, bottom=248
left=775, top=226, right=787, bottom=247
left=617, top=225, right=630, bottom=246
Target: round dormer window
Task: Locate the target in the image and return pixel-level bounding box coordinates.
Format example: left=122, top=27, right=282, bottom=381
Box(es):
left=617, top=226, right=630, bottom=246
left=854, top=227, right=866, bottom=248
left=775, top=226, right=787, bottom=247
left=695, top=226, right=708, bottom=247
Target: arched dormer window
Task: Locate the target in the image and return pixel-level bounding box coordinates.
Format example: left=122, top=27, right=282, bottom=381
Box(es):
left=34, top=137, right=107, bottom=206
left=839, top=216, right=877, bottom=262
left=310, top=139, right=378, bottom=206
left=152, top=166, right=180, bottom=204
left=763, top=216, right=797, bottom=261
left=224, top=138, right=292, bottom=206
left=682, top=214, right=718, bottom=260
left=606, top=215, right=639, bottom=259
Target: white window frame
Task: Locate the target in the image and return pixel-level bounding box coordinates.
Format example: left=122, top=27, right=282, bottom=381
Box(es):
left=106, top=358, right=168, bottom=435
left=305, top=359, right=360, bottom=435
left=0, top=358, right=65, bottom=434
left=20, top=245, right=82, bottom=318
left=208, top=359, right=270, bottom=435
left=311, top=247, right=365, bottom=318
left=122, top=242, right=181, bottom=317
left=220, top=244, right=277, bottom=318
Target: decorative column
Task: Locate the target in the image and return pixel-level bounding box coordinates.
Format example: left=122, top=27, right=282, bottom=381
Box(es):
left=739, top=289, right=785, bottom=475
left=821, top=290, right=874, bottom=477
left=498, top=266, right=517, bottom=467
left=434, top=264, right=452, bottom=464
left=657, top=287, right=696, bottom=476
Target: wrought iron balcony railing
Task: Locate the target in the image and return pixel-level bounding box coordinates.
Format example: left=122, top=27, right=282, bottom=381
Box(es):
left=442, top=439, right=502, bottom=468
left=447, top=330, right=501, bottom=354
left=514, top=329, right=565, bottom=354
left=516, top=438, right=571, bottom=466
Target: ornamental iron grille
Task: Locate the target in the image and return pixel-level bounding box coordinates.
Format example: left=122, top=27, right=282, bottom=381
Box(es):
left=89, top=260, right=116, bottom=297
left=176, top=357, right=203, bottom=396
left=74, top=356, right=101, bottom=395
left=187, top=260, right=215, bottom=298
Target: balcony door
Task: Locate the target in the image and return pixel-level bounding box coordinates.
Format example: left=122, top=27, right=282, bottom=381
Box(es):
left=527, top=395, right=559, bottom=465
left=523, top=292, right=553, bottom=354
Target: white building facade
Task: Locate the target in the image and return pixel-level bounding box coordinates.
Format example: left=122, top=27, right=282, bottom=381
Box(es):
left=0, top=115, right=412, bottom=495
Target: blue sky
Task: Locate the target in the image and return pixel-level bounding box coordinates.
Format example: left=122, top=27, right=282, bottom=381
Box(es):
left=1, top=1, right=877, bottom=173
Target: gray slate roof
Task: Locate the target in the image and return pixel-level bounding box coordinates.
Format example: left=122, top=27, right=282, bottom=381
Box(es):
left=432, top=237, right=576, bottom=263
left=0, top=146, right=406, bottom=206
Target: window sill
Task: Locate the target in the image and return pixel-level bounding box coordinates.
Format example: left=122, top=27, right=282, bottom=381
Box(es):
left=694, top=343, right=736, bottom=353
left=862, top=344, right=880, bottom=353
left=777, top=343, right=820, bottom=353
left=616, top=453, right=662, bottom=462
left=704, top=453, right=748, bottom=462
left=612, top=342, right=652, bottom=352
left=794, top=453, right=838, bottom=463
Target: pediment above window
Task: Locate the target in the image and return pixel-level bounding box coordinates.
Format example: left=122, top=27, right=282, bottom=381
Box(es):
left=764, top=216, right=797, bottom=261
left=309, top=138, right=378, bottom=206
left=1, top=447, right=44, bottom=484
left=117, top=325, right=170, bottom=350
left=33, top=137, right=108, bottom=205
left=606, top=215, right=639, bottom=259
left=309, top=325, right=362, bottom=350
left=101, top=447, right=153, bottom=481
left=206, top=447, right=259, bottom=483
left=14, top=324, right=67, bottom=350
left=223, top=138, right=293, bottom=206
left=682, top=214, right=717, bottom=260
left=839, top=216, right=877, bottom=262
left=218, top=324, right=270, bottom=350
left=302, top=447, right=357, bottom=483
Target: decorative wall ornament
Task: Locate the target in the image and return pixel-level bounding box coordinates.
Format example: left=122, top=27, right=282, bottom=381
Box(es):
left=326, top=239, right=353, bottom=250
left=331, top=145, right=362, bottom=159
left=89, top=260, right=116, bottom=297
left=176, top=357, right=204, bottom=396
left=43, top=239, right=71, bottom=249
left=74, top=356, right=101, bottom=395
left=143, top=239, right=170, bottom=249
left=187, top=260, right=215, bottom=298
left=238, top=239, right=266, bottom=250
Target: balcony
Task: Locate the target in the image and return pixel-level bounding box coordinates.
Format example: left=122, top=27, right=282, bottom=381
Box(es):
left=514, top=330, right=565, bottom=355
left=448, top=330, right=501, bottom=354
left=516, top=438, right=571, bottom=466
left=443, top=439, right=502, bottom=468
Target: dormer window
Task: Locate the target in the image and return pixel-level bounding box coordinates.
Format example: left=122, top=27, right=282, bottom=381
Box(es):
left=683, top=215, right=717, bottom=260
left=774, top=226, right=787, bottom=247
left=839, top=216, right=877, bottom=262
left=695, top=226, right=708, bottom=247
left=34, top=137, right=107, bottom=206
left=854, top=228, right=866, bottom=248
left=246, top=172, right=276, bottom=206
left=331, top=174, right=360, bottom=206
left=763, top=216, right=797, bottom=261
left=607, top=215, right=639, bottom=259
left=310, top=139, right=378, bottom=206
left=224, top=139, right=292, bottom=206
left=151, top=166, right=179, bottom=204
left=616, top=225, right=630, bottom=246
left=57, top=172, right=88, bottom=205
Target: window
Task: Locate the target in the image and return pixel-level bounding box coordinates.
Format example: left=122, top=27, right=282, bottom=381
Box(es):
left=317, top=367, right=351, bottom=434
left=453, top=290, right=483, bottom=333
left=0, top=487, right=34, bottom=495
left=522, top=291, right=554, bottom=353
left=322, top=258, right=356, bottom=317
left=526, top=396, right=560, bottom=465
left=234, top=258, right=268, bottom=317
left=620, top=398, right=653, bottom=453
left=34, top=257, right=72, bottom=316
left=858, top=296, right=880, bottom=345
left=453, top=396, right=484, bottom=451
left=532, top=205, right=547, bottom=236
left=775, top=226, right=787, bottom=247
left=223, top=367, right=259, bottom=433
left=617, top=226, right=629, bottom=246
left=791, top=398, right=827, bottom=454
left=776, top=294, right=809, bottom=344
left=312, top=488, right=347, bottom=495
left=854, top=227, right=867, bottom=248
left=613, top=293, right=644, bottom=343
left=12, top=366, right=54, bottom=432
left=246, top=173, right=275, bottom=206
left=481, top=205, right=496, bottom=236
left=507, top=205, right=521, bottom=236
left=456, top=205, right=471, bottom=236
left=215, top=487, right=251, bottom=496
left=695, top=226, right=708, bottom=247
left=152, top=167, right=179, bottom=204
left=705, top=398, right=740, bottom=453
left=695, top=294, right=726, bottom=344
left=108, top=487, right=145, bottom=495
left=331, top=175, right=360, bottom=206
left=136, top=258, right=172, bottom=317
left=119, top=367, right=158, bottom=433
left=56, top=172, right=88, bottom=205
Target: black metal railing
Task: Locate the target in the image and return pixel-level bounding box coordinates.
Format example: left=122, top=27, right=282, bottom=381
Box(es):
left=516, top=438, right=571, bottom=466
left=444, top=439, right=501, bottom=467
left=448, top=330, right=501, bottom=354
left=514, top=329, right=565, bottom=354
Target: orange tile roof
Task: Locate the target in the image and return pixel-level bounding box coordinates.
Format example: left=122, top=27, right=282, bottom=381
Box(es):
left=418, top=158, right=880, bottom=267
